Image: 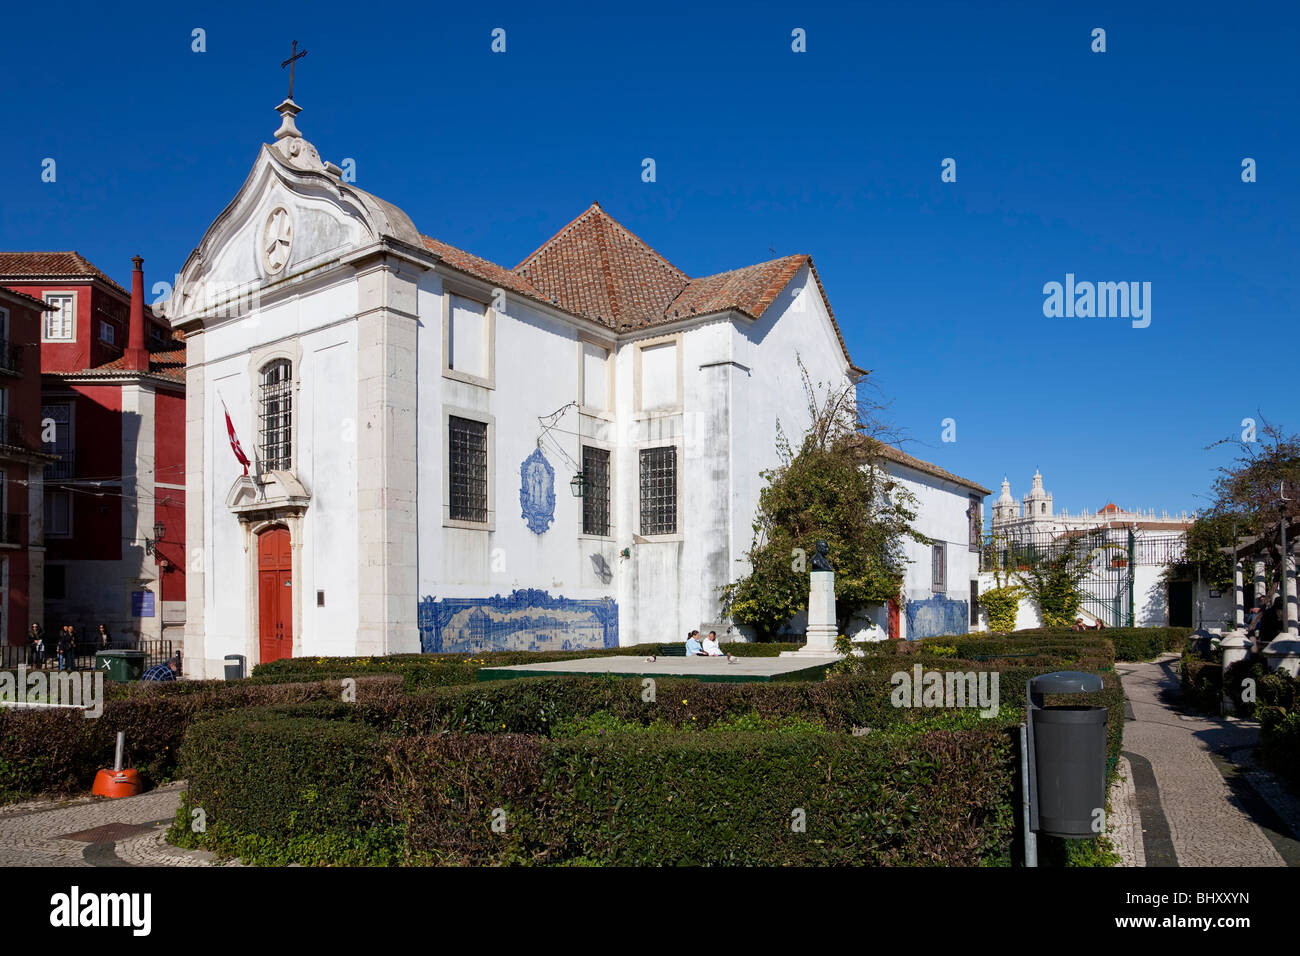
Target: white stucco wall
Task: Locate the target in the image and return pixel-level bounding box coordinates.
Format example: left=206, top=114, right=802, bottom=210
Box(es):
left=887, top=462, right=982, bottom=640
left=197, top=272, right=362, bottom=672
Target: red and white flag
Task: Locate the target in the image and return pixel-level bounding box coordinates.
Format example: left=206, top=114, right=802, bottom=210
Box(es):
left=222, top=399, right=251, bottom=476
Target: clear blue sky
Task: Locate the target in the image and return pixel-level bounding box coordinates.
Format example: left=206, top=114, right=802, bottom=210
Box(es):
left=2, top=0, right=1294, bottom=518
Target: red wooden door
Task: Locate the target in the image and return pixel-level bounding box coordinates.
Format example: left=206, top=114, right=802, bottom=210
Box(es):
left=257, top=527, right=293, bottom=663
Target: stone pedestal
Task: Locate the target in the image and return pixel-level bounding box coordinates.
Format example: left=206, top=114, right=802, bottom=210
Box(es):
left=1263, top=636, right=1300, bottom=677
left=781, top=570, right=841, bottom=658
left=1219, top=629, right=1252, bottom=715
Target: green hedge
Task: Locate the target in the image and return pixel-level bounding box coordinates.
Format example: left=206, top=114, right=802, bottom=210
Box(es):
left=1007, top=627, right=1190, bottom=662
left=163, top=629, right=1126, bottom=866
left=177, top=705, right=1018, bottom=866
left=0, top=676, right=403, bottom=803
left=246, top=642, right=803, bottom=691
left=917, top=634, right=1114, bottom=670
left=4, top=632, right=1126, bottom=807
left=342, top=662, right=1120, bottom=755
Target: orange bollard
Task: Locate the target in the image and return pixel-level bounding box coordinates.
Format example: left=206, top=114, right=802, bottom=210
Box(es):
left=92, top=768, right=142, bottom=798
left=92, top=730, right=141, bottom=797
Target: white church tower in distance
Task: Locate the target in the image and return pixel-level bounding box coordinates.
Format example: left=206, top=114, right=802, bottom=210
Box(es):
left=991, top=469, right=1191, bottom=538
left=164, top=96, right=863, bottom=677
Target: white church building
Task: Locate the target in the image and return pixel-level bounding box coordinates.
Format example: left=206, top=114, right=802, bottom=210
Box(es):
left=166, top=97, right=872, bottom=678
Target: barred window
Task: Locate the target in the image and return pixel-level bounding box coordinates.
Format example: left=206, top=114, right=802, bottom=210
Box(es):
left=582, top=446, right=610, bottom=536
left=639, top=446, right=677, bottom=536
left=449, top=416, right=488, bottom=523
left=259, top=359, right=292, bottom=471
left=932, top=542, right=946, bottom=593
left=968, top=495, right=981, bottom=551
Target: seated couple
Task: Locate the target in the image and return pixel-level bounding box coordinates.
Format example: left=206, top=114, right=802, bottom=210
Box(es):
left=685, top=629, right=725, bottom=657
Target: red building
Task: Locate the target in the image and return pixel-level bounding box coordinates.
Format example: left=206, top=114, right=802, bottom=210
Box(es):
left=0, top=252, right=186, bottom=647
left=0, top=287, right=57, bottom=647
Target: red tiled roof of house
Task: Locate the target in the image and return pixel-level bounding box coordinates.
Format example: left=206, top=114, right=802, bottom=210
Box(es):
left=0, top=287, right=50, bottom=311
left=420, top=203, right=858, bottom=368
left=0, top=251, right=130, bottom=298
left=665, top=256, right=804, bottom=321
left=513, top=203, right=688, bottom=329
left=52, top=340, right=186, bottom=384
left=420, top=235, right=555, bottom=312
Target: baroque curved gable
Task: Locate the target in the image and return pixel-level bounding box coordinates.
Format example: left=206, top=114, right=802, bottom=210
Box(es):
left=168, top=139, right=421, bottom=327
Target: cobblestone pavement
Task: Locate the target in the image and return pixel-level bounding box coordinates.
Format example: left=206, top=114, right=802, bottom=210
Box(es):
left=0, top=781, right=234, bottom=867
left=1105, top=755, right=1145, bottom=867
left=1112, top=654, right=1300, bottom=867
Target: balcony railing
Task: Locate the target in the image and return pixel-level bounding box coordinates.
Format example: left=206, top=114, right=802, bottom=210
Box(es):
left=44, top=452, right=74, bottom=480
left=0, top=339, right=22, bottom=377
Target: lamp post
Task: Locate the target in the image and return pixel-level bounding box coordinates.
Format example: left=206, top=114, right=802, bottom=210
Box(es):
left=145, top=520, right=165, bottom=556
left=1194, top=547, right=1203, bottom=630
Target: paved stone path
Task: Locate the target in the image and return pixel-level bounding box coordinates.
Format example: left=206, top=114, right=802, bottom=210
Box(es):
left=1108, top=653, right=1300, bottom=867
left=0, top=781, right=232, bottom=867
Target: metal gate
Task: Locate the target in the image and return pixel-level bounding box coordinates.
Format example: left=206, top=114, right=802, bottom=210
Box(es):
left=1077, top=529, right=1135, bottom=628
left=982, top=527, right=1188, bottom=628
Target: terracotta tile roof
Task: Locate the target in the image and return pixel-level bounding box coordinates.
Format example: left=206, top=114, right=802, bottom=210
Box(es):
left=665, top=256, right=805, bottom=321
left=420, top=235, right=555, bottom=312
left=419, top=203, right=858, bottom=368
left=513, top=203, right=688, bottom=329
left=855, top=438, right=992, bottom=496
left=0, top=287, right=50, bottom=311
left=0, top=251, right=129, bottom=298
left=53, top=341, right=186, bottom=384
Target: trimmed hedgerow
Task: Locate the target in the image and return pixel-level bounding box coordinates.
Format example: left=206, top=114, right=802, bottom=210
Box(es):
left=179, top=707, right=1018, bottom=866
left=178, top=704, right=386, bottom=840
left=247, top=642, right=804, bottom=690
left=164, top=630, right=1125, bottom=866
left=533, top=728, right=1016, bottom=865
left=1008, top=627, right=1190, bottom=662
left=0, top=676, right=403, bottom=803
left=917, top=634, right=1114, bottom=670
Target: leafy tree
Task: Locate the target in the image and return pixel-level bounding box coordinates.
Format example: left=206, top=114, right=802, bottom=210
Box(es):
left=720, top=366, right=927, bottom=639
left=1183, top=416, right=1300, bottom=589
left=1015, top=549, right=1091, bottom=627
left=1205, top=417, right=1300, bottom=537
left=1165, top=511, right=1242, bottom=593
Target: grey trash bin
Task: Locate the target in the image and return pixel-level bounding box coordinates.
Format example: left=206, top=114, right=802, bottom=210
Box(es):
left=223, top=654, right=246, bottom=681
left=1027, top=671, right=1108, bottom=839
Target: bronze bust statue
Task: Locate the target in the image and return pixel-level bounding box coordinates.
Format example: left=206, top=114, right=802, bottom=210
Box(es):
left=810, top=539, right=833, bottom=572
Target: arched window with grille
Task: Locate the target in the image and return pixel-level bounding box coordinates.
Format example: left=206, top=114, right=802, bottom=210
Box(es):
left=259, top=359, right=292, bottom=471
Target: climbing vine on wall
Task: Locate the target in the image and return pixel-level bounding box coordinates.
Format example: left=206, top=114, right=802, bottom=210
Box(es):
left=980, top=585, right=1022, bottom=632
left=1015, top=550, right=1092, bottom=628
